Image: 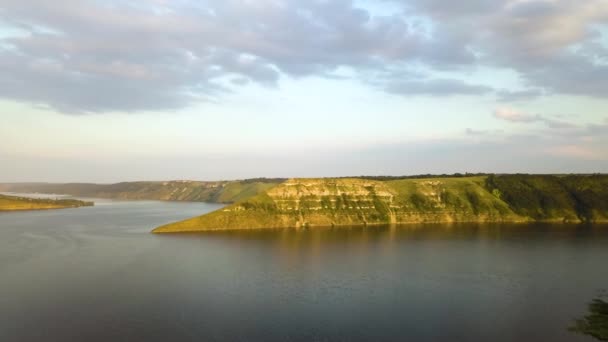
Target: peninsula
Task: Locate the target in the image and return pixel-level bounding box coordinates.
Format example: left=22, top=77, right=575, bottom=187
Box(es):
left=153, top=174, right=608, bottom=233
left=0, top=194, right=94, bottom=211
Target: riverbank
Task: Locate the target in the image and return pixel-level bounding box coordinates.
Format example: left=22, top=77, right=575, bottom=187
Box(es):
left=0, top=194, right=94, bottom=211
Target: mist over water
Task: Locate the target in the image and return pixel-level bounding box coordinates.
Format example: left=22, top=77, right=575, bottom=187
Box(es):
left=1, top=199, right=606, bottom=341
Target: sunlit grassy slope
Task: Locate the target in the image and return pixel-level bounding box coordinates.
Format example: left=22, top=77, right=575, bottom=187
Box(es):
left=153, top=175, right=608, bottom=233
left=0, top=194, right=93, bottom=211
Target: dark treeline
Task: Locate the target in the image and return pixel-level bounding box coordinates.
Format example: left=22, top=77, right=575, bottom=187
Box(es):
left=341, top=173, right=491, bottom=181
left=340, top=173, right=606, bottom=181
left=240, top=178, right=288, bottom=184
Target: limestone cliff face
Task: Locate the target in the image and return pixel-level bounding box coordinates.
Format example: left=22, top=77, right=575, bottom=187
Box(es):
left=267, top=178, right=396, bottom=207
left=153, top=177, right=526, bottom=233
left=265, top=178, right=396, bottom=221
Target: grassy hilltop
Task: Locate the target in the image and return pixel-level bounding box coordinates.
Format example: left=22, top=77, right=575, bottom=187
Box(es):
left=153, top=174, right=608, bottom=233
left=0, top=178, right=284, bottom=203
left=0, top=194, right=93, bottom=211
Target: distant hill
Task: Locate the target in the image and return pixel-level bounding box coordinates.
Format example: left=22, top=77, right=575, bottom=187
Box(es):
left=0, top=194, right=93, bottom=211
left=0, top=178, right=286, bottom=204
left=153, top=174, right=608, bottom=233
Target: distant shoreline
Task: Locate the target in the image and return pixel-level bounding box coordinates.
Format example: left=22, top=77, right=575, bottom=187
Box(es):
left=0, top=193, right=94, bottom=212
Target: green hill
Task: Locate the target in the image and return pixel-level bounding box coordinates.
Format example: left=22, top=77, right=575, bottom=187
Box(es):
left=153, top=175, right=608, bottom=233
left=0, top=178, right=285, bottom=204
left=0, top=194, right=93, bottom=211
left=485, top=174, right=608, bottom=222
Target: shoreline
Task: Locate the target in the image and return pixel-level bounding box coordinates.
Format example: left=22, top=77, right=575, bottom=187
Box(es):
left=153, top=218, right=608, bottom=234
left=0, top=193, right=94, bottom=212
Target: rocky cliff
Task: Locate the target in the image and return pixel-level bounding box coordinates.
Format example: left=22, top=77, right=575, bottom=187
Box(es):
left=153, top=176, right=532, bottom=232
left=154, top=175, right=608, bottom=232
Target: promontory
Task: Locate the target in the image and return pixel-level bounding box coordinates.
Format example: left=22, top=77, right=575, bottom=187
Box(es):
left=153, top=174, right=608, bottom=233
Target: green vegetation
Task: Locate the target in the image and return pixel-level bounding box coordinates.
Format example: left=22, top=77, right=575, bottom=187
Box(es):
left=153, top=174, right=608, bottom=233
left=387, top=176, right=524, bottom=223
left=0, top=178, right=285, bottom=204
left=213, top=181, right=279, bottom=203
left=570, top=298, right=608, bottom=341
left=486, top=174, right=608, bottom=222
left=0, top=194, right=93, bottom=211
left=4, top=174, right=606, bottom=231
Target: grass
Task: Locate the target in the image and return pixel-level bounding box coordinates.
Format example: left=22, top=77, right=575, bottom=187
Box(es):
left=214, top=182, right=280, bottom=203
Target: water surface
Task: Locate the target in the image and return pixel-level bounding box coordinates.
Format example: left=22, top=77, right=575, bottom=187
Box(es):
left=1, top=199, right=606, bottom=341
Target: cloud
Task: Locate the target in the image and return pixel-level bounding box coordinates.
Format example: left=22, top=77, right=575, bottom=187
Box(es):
left=4, top=126, right=607, bottom=182
left=0, top=0, right=607, bottom=113
left=404, top=0, right=608, bottom=95
left=385, top=78, right=494, bottom=97
left=496, top=88, right=544, bottom=102
left=3, top=111, right=607, bottom=182
left=548, top=145, right=600, bottom=160
left=540, top=120, right=608, bottom=160
left=0, top=0, right=432, bottom=113
left=493, top=107, right=540, bottom=122
left=464, top=128, right=504, bottom=136
left=488, top=107, right=608, bottom=161
left=493, top=107, right=578, bottom=129
left=465, top=128, right=487, bottom=136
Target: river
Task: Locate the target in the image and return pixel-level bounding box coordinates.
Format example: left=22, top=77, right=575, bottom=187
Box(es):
left=0, top=198, right=605, bottom=341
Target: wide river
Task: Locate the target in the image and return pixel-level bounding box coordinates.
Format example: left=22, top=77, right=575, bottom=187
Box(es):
left=1, top=198, right=606, bottom=341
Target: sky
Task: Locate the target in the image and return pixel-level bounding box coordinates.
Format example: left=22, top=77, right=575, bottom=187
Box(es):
left=1, top=0, right=607, bottom=183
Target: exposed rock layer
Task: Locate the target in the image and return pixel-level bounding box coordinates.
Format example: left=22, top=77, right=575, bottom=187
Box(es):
left=154, top=175, right=608, bottom=232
